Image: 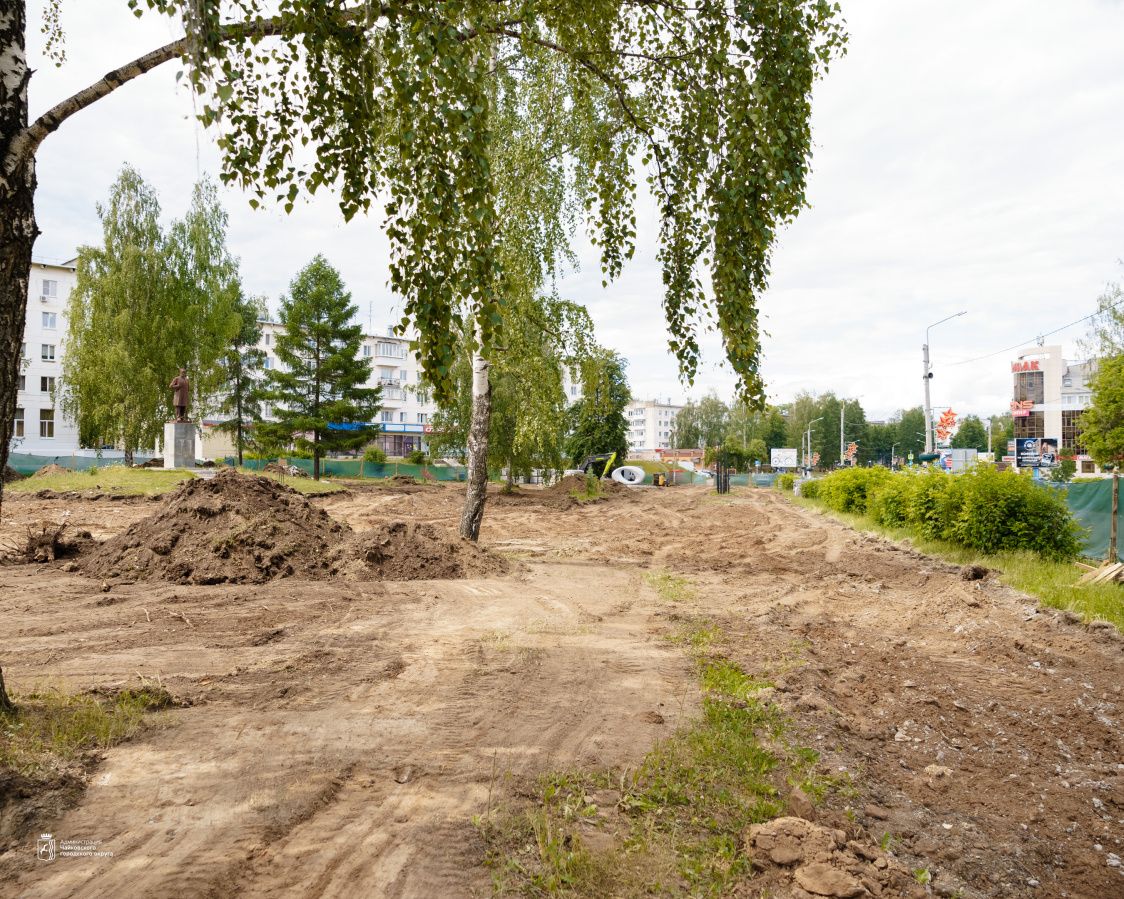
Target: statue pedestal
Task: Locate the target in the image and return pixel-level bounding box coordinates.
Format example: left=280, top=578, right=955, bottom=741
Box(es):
left=163, top=422, right=196, bottom=470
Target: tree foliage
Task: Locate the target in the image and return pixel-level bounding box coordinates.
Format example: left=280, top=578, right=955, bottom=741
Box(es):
left=565, top=350, right=630, bottom=468
left=258, top=256, right=381, bottom=479
left=214, top=290, right=267, bottom=465
left=672, top=391, right=729, bottom=449
left=1080, top=353, right=1124, bottom=469
left=58, top=167, right=240, bottom=457
left=124, top=0, right=845, bottom=407
left=950, top=414, right=988, bottom=454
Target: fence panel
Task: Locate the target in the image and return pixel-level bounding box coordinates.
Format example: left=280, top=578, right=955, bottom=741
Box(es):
left=1063, top=480, right=1115, bottom=561
left=7, top=452, right=155, bottom=474
left=751, top=473, right=777, bottom=488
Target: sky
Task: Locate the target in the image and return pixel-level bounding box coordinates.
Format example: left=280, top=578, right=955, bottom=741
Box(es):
left=25, top=0, right=1124, bottom=423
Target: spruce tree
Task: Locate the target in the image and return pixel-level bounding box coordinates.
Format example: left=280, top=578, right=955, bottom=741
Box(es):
left=259, top=256, right=381, bottom=479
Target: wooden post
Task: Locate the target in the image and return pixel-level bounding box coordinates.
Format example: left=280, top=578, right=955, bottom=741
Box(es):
left=360, top=459, right=364, bottom=478
left=1112, top=473, right=1119, bottom=562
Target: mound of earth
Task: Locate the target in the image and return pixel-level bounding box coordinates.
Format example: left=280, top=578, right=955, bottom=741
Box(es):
left=80, top=470, right=349, bottom=585
left=4, top=465, right=25, bottom=482
left=330, top=521, right=509, bottom=581
left=31, top=463, right=71, bottom=478
left=539, top=472, right=627, bottom=499
left=385, top=474, right=418, bottom=486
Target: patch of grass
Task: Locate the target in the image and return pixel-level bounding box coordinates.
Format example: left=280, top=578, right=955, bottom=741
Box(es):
left=8, top=466, right=195, bottom=495
left=791, top=493, right=1124, bottom=631
left=642, top=571, right=697, bottom=601
left=235, top=467, right=344, bottom=493
left=1, top=676, right=176, bottom=778
left=476, top=613, right=861, bottom=897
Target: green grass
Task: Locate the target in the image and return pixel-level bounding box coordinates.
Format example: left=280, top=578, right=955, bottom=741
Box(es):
left=642, top=571, right=697, bottom=601
left=234, top=467, right=345, bottom=493
left=569, top=476, right=604, bottom=502
left=791, top=494, right=1124, bottom=630
left=476, top=612, right=851, bottom=897
left=8, top=466, right=196, bottom=495
left=1, top=677, right=176, bottom=778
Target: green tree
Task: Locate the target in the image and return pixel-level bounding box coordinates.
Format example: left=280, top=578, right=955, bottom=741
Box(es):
left=762, top=409, right=789, bottom=455
left=747, top=437, right=768, bottom=470
left=896, top=407, right=927, bottom=461
left=783, top=391, right=819, bottom=461
left=565, top=351, right=631, bottom=469
left=258, top=256, right=381, bottom=479
left=951, top=414, right=988, bottom=453
left=58, top=167, right=240, bottom=464
left=865, top=422, right=897, bottom=466
left=989, top=412, right=1014, bottom=452
left=214, top=290, right=267, bottom=466
left=1079, top=353, right=1124, bottom=469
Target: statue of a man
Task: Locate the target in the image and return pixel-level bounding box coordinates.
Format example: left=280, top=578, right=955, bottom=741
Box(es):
left=169, top=369, right=191, bottom=422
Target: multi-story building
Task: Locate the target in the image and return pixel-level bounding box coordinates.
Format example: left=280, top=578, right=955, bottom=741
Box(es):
left=17, top=259, right=81, bottom=457
left=625, top=398, right=683, bottom=458
left=1010, top=344, right=1098, bottom=474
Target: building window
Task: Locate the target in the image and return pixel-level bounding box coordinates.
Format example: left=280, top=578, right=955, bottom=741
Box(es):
left=41, top=344, right=55, bottom=361
left=39, top=408, right=54, bottom=438
left=376, top=342, right=402, bottom=358
left=399, top=369, right=407, bottom=381
left=381, top=411, right=393, bottom=422
left=41, top=280, right=57, bottom=300
left=1063, top=378, right=1072, bottom=387
left=42, top=311, right=56, bottom=329
left=418, top=413, right=428, bottom=424
left=1062, top=410, right=1086, bottom=455
left=21, top=343, right=26, bottom=358
left=18, top=376, right=25, bottom=392
left=264, top=333, right=271, bottom=346
left=263, top=357, right=272, bottom=370
left=1014, top=411, right=1044, bottom=441
left=363, top=344, right=371, bottom=357
left=1013, top=370, right=1044, bottom=405
left=14, top=408, right=23, bottom=437
left=571, top=386, right=577, bottom=396
left=40, top=376, right=54, bottom=393
left=399, top=412, right=406, bottom=423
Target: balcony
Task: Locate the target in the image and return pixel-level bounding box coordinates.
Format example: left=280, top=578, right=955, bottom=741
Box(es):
left=378, top=377, right=401, bottom=388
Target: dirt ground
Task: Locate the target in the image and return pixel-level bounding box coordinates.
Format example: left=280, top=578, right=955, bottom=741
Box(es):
left=1, top=479, right=1123, bottom=898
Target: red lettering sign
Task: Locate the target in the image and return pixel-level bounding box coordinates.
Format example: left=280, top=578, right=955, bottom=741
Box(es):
left=1010, top=361, right=1041, bottom=373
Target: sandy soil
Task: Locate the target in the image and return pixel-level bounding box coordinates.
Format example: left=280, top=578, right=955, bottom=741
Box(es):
left=1, top=481, right=1122, bottom=898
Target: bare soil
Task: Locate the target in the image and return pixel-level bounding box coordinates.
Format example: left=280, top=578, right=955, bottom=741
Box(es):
left=1, top=484, right=1122, bottom=898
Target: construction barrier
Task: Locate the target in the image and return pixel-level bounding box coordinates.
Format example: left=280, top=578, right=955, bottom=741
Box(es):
left=238, top=458, right=468, bottom=482
left=6, top=452, right=155, bottom=474
left=1060, top=479, right=1117, bottom=561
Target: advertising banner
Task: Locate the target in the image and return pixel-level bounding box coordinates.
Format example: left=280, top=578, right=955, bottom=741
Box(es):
left=1015, top=438, right=1059, bottom=468
left=771, top=448, right=798, bottom=469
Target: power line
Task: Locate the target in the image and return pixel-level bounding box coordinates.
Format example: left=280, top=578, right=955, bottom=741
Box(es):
left=946, top=295, right=1124, bottom=367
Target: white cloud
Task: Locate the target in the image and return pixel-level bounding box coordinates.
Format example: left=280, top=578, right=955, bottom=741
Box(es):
left=25, top=0, right=1124, bottom=419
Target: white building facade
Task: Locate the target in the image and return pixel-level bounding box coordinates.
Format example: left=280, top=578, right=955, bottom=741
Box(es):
left=625, top=399, right=683, bottom=457
left=16, top=259, right=82, bottom=458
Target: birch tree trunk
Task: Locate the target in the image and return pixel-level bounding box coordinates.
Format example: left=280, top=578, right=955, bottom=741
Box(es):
left=0, top=0, right=36, bottom=518
left=459, top=332, right=491, bottom=541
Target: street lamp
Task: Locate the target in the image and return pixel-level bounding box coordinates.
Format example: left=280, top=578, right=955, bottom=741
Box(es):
left=923, top=312, right=966, bottom=454
left=841, top=396, right=863, bottom=466
left=804, top=417, right=823, bottom=472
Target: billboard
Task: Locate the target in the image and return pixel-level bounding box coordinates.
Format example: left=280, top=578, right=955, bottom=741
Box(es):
left=771, top=448, right=798, bottom=469
left=1015, top=438, right=1059, bottom=468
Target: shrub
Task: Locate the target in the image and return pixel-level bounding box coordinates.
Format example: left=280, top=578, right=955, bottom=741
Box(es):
left=406, top=449, right=431, bottom=465
left=816, top=466, right=892, bottom=514
left=363, top=445, right=387, bottom=464
left=799, top=478, right=820, bottom=499
left=867, top=475, right=913, bottom=527
left=776, top=473, right=796, bottom=491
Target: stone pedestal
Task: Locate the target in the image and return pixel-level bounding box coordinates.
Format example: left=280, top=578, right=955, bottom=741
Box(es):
left=163, top=421, right=196, bottom=470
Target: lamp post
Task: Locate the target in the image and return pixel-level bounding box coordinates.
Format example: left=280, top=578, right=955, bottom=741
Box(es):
left=891, top=442, right=899, bottom=470
left=923, top=312, right=967, bottom=454
left=805, top=417, right=823, bottom=473
left=840, top=396, right=863, bottom=467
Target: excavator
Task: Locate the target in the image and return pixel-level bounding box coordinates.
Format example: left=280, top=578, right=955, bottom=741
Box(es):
left=577, top=453, right=616, bottom=478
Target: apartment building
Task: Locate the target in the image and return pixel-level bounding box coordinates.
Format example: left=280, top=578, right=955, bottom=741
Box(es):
left=16, top=259, right=81, bottom=456
left=625, top=398, right=682, bottom=457
left=1010, top=344, right=1098, bottom=473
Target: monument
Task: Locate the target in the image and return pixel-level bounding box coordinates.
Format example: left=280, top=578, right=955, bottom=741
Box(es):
left=164, top=368, right=196, bottom=470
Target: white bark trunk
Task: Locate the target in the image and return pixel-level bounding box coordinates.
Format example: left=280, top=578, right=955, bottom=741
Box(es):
left=459, top=329, right=491, bottom=541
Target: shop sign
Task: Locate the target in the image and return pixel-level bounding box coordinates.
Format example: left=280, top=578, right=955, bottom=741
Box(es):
left=1011, top=361, right=1041, bottom=372
left=1010, top=400, right=1034, bottom=418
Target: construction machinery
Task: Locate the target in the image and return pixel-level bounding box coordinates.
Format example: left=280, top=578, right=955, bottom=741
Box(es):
left=577, top=453, right=616, bottom=478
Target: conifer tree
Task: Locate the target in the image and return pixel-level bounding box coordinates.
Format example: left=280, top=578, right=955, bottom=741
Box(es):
left=259, top=256, right=381, bottom=479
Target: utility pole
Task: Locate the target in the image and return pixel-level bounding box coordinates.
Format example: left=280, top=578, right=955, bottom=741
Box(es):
left=840, top=402, right=845, bottom=466
left=923, top=311, right=967, bottom=455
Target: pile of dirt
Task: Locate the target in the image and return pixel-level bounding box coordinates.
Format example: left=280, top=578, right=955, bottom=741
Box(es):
left=330, top=521, right=510, bottom=581
left=140, top=458, right=164, bottom=468
left=3, top=465, right=25, bottom=482
left=31, top=463, right=70, bottom=478
left=261, top=462, right=310, bottom=479
left=384, top=474, right=418, bottom=487
left=539, top=472, right=627, bottom=499
left=80, top=470, right=350, bottom=585
left=23, top=521, right=96, bottom=563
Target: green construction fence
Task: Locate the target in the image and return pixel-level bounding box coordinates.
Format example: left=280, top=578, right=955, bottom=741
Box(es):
left=7, top=452, right=155, bottom=474
left=237, top=457, right=469, bottom=481
left=1060, top=480, right=1118, bottom=562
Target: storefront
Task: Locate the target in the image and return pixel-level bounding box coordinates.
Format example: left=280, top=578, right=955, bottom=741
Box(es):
left=1009, top=345, right=1098, bottom=474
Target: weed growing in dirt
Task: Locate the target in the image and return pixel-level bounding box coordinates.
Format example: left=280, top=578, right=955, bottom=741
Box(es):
left=1, top=677, right=176, bottom=778
left=642, top=571, right=696, bottom=601
left=569, top=477, right=604, bottom=503
left=792, top=494, right=1124, bottom=631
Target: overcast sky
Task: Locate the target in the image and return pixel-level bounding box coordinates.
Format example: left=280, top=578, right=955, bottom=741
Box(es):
left=26, top=1, right=1124, bottom=422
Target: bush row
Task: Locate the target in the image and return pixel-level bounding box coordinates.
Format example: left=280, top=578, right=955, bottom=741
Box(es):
left=776, top=473, right=796, bottom=491
left=802, top=465, right=1083, bottom=560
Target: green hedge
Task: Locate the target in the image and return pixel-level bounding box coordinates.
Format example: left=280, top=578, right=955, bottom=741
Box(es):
left=809, top=465, right=1083, bottom=560
left=776, top=473, right=796, bottom=491
left=799, top=479, right=820, bottom=499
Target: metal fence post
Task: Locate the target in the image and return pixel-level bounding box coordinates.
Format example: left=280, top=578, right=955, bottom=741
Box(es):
left=1112, top=473, right=1119, bottom=562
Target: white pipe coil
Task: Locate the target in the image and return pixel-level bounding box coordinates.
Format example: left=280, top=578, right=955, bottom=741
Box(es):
left=611, top=465, right=646, bottom=485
